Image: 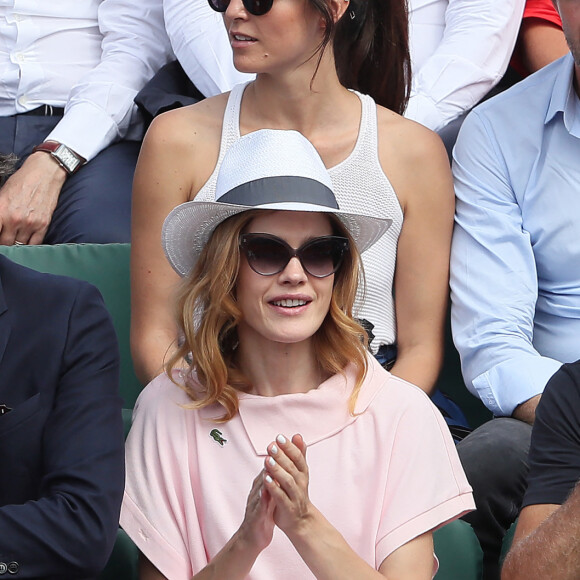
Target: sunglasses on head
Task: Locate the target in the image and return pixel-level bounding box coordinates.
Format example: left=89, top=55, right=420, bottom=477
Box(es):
left=239, top=233, right=349, bottom=278
left=208, top=0, right=274, bottom=16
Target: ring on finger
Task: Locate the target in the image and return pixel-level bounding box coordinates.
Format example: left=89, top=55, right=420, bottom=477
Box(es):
left=13, top=240, right=25, bottom=246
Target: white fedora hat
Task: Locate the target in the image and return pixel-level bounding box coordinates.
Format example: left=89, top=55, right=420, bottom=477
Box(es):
left=162, top=129, right=391, bottom=276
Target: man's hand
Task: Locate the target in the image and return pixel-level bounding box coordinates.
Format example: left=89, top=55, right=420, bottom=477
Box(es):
left=0, top=152, right=66, bottom=245
left=512, top=394, right=542, bottom=425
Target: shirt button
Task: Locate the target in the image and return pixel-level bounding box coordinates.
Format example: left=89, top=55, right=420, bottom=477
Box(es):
left=7, top=562, right=18, bottom=574
left=15, top=53, right=25, bottom=63
left=17, top=95, right=28, bottom=106
left=0, top=562, right=7, bottom=574
left=14, top=13, right=23, bottom=21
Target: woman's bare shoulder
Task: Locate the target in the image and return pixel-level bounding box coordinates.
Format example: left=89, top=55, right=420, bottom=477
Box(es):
left=376, top=105, right=447, bottom=163
left=145, top=92, right=230, bottom=150
left=375, top=105, right=452, bottom=209
left=141, top=93, right=230, bottom=195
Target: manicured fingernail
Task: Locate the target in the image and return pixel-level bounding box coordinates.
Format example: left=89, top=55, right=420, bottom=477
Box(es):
left=259, top=489, right=262, bottom=498
left=270, top=445, right=278, bottom=455
left=276, top=434, right=286, bottom=444
left=265, top=475, right=273, bottom=483
left=268, top=457, right=276, bottom=466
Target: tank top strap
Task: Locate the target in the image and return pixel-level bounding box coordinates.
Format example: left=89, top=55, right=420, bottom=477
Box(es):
left=194, top=82, right=250, bottom=202
left=217, top=81, right=249, bottom=163
left=352, top=90, right=379, bottom=154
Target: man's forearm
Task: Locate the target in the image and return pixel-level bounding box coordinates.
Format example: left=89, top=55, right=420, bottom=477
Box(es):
left=502, top=483, right=580, bottom=580
left=512, top=394, right=542, bottom=425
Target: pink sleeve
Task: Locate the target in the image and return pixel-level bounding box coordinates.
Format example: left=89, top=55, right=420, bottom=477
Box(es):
left=120, top=376, right=207, bottom=580
left=375, top=388, right=474, bottom=569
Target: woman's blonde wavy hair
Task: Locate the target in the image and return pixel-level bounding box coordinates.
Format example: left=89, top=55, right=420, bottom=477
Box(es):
left=166, top=209, right=369, bottom=422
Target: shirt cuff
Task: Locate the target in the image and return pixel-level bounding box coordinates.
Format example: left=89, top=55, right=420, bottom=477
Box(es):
left=472, top=355, right=563, bottom=416
left=375, top=493, right=475, bottom=570
left=120, top=494, right=191, bottom=580
left=46, top=102, right=134, bottom=161
left=404, top=93, right=446, bottom=132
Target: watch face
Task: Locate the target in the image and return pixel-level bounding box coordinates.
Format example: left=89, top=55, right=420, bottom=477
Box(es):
left=55, top=144, right=81, bottom=173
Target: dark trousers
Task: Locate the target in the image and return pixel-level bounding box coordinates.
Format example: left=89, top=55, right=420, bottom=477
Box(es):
left=457, top=418, right=532, bottom=580
left=0, top=114, right=139, bottom=243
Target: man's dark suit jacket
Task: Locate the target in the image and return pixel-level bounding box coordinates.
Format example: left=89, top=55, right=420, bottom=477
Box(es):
left=0, top=255, right=124, bottom=578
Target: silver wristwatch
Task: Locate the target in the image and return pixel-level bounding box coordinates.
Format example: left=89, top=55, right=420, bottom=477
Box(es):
left=32, top=141, right=86, bottom=175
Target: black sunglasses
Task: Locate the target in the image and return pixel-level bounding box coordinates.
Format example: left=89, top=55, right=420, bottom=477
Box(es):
left=208, top=0, right=274, bottom=16
left=239, top=233, right=349, bottom=278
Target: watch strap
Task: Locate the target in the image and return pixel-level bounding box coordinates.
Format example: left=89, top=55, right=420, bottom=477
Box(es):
left=32, top=141, right=86, bottom=175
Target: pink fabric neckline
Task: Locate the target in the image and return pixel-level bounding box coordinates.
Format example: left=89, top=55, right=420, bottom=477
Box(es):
left=228, top=360, right=386, bottom=455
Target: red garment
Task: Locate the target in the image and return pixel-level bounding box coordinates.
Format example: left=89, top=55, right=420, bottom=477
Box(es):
left=523, top=0, right=562, bottom=27
left=512, top=0, right=563, bottom=77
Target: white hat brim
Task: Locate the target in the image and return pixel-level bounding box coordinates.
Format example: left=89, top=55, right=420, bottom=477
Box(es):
left=162, top=199, right=391, bottom=277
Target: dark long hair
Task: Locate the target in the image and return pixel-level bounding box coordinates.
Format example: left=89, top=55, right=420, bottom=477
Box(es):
left=311, top=0, right=410, bottom=115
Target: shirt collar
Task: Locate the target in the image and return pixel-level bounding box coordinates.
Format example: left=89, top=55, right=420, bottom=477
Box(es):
left=545, top=53, right=580, bottom=137
left=233, top=358, right=385, bottom=456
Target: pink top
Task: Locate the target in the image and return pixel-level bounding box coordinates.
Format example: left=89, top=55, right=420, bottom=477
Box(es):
left=121, top=357, right=474, bottom=580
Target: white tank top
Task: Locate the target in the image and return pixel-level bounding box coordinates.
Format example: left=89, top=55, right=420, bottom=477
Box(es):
left=195, top=83, right=403, bottom=352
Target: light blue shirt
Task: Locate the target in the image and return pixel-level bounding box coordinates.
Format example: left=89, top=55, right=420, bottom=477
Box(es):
left=451, top=53, right=580, bottom=417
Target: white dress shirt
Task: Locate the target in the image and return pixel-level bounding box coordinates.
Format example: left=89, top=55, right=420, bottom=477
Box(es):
left=0, top=0, right=172, bottom=160
left=163, top=0, right=251, bottom=98
left=405, top=0, right=525, bottom=131
left=451, top=55, right=580, bottom=417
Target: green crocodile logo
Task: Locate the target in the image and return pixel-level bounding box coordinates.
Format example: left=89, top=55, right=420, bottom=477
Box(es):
left=209, top=429, right=227, bottom=447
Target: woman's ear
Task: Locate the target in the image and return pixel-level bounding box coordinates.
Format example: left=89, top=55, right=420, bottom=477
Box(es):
left=329, top=0, right=350, bottom=23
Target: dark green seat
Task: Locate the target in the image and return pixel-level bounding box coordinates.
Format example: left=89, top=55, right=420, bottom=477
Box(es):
left=499, top=519, right=518, bottom=569
left=0, top=243, right=142, bottom=435
left=434, top=519, right=483, bottom=579
left=98, top=528, right=139, bottom=580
